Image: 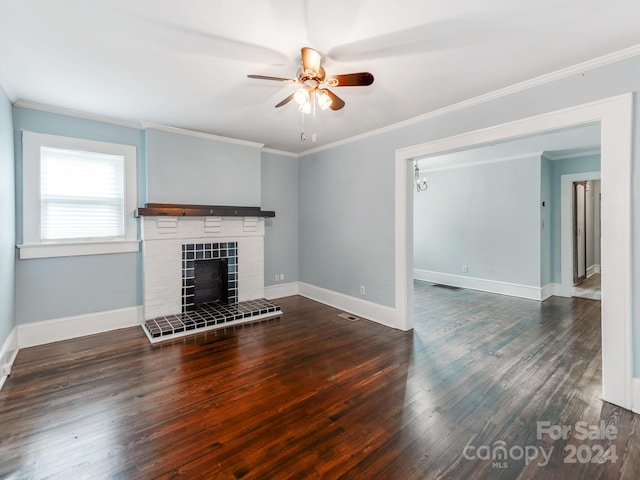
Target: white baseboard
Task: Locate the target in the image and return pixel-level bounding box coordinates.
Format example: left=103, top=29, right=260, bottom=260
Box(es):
left=17, top=306, right=143, bottom=349
left=264, top=282, right=300, bottom=300
left=0, top=328, right=19, bottom=391
left=541, top=283, right=563, bottom=300
left=632, top=378, right=640, bottom=414
left=587, top=264, right=601, bottom=277
left=414, top=269, right=544, bottom=301
left=551, top=283, right=573, bottom=298
left=298, top=282, right=398, bottom=329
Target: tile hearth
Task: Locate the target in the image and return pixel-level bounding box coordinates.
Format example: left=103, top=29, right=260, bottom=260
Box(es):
left=143, top=298, right=281, bottom=342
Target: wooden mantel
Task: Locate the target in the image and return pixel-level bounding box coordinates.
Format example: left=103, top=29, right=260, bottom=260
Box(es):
left=135, top=203, right=275, bottom=218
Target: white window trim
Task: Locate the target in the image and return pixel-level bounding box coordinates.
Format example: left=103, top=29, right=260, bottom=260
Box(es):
left=18, top=131, right=139, bottom=259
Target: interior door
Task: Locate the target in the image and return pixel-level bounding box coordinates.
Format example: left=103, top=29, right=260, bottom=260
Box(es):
left=573, top=181, right=587, bottom=284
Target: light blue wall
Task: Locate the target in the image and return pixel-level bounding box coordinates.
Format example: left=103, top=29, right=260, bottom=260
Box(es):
left=12, top=108, right=285, bottom=325
left=146, top=129, right=261, bottom=206
left=299, top=137, right=395, bottom=305
left=0, top=86, right=15, bottom=345
left=548, top=154, right=601, bottom=283
left=13, top=107, right=143, bottom=324
left=541, top=156, right=552, bottom=285
left=299, top=55, right=640, bottom=373
left=261, top=151, right=299, bottom=287
left=413, top=156, right=541, bottom=286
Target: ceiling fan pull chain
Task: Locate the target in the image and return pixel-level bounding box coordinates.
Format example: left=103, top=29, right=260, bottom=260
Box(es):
left=312, top=91, right=317, bottom=142
left=300, top=111, right=306, bottom=141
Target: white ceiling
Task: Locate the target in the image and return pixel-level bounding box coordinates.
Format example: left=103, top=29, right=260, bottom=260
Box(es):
left=0, top=0, right=639, bottom=154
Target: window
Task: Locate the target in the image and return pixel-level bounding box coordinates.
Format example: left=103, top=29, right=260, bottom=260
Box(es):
left=19, top=131, right=139, bottom=259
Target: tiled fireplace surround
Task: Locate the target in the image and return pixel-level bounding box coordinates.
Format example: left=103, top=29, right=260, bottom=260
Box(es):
left=140, top=215, right=280, bottom=341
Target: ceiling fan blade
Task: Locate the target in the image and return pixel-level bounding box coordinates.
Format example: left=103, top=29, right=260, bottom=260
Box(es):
left=248, top=74, right=297, bottom=83
left=327, top=20, right=477, bottom=62
left=326, top=72, right=374, bottom=87
left=275, top=93, right=295, bottom=108
left=301, top=47, right=322, bottom=76
left=141, top=18, right=289, bottom=65
left=324, top=89, right=345, bottom=111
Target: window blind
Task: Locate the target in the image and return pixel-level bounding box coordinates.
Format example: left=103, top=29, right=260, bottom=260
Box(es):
left=40, top=147, right=125, bottom=241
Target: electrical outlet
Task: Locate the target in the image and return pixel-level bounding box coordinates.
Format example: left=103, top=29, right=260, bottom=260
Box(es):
left=2, top=363, right=10, bottom=376
left=279, top=273, right=285, bottom=281
left=359, top=285, right=366, bottom=295
left=274, top=273, right=279, bottom=282
left=462, top=265, right=469, bottom=273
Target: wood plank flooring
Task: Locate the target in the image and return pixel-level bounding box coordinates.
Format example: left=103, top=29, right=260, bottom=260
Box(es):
left=1, top=283, right=639, bottom=479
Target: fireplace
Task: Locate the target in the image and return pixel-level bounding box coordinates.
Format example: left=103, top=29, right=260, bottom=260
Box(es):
left=138, top=205, right=282, bottom=342
left=182, top=242, right=237, bottom=311
left=139, top=213, right=269, bottom=320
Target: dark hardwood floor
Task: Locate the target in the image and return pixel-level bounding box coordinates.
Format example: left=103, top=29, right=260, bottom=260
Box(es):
left=1, top=283, right=638, bottom=479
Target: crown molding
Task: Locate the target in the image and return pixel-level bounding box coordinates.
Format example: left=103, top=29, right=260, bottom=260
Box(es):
left=13, top=99, right=142, bottom=129
left=418, top=151, right=545, bottom=173
left=261, top=147, right=299, bottom=158
left=299, top=43, right=640, bottom=157
left=142, top=122, right=264, bottom=149
left=542, top=147, right=601, bottom=161
left=12, top=100, right=266, bottom=150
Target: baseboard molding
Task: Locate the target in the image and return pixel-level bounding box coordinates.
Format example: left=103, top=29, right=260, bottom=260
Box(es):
left=551, top=283, right=573, bottom=298
left=298, top=282, right=398, bottom=329
left=17, top=306, right=144, bottom=349
left=0, top=328, right=19, bottom=391
left=414, top=269, right=543, bottom=301
left=541, top=283, right=563, bottom=300
left=264, top=282, right=300, bottom=300
left=587, top=264, right=601, bottom=277
left=632, top=378, right=640, bottom=414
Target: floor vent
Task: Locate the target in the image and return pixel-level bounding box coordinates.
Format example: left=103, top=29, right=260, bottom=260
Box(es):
left=432, top=284, right=462, bottom=291
left=338, top=312, right=360, bottom=322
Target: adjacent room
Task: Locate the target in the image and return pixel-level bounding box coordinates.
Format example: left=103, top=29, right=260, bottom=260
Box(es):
left=1, top=1, right=640, bottom=478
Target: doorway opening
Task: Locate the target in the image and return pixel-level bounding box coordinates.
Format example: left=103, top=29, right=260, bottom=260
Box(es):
left=395, top=94, right=633, bottom=409
left=572, top=180, right=602, bottom=300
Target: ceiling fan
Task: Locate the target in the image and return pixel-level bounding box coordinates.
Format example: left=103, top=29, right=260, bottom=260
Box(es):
left=248, top=47, right=374, bottom=113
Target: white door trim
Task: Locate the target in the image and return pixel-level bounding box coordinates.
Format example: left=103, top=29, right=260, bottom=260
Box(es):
left=395, top=94, right=633, bottom=410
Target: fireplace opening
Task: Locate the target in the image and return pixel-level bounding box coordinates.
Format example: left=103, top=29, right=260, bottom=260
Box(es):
left=193, top=259, right=229, bottom=307
left=182, top=242, right=238, bottom=313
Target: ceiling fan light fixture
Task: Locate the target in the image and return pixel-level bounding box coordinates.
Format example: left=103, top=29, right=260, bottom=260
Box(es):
left=317, top=89, right=332, bottom=110
left=294, top=87, right=310, bottom=105
left=298, top=102, right=311, bottom=114
left=248, top=46, right=374, bottom=136
left=414, top=162, right=428, bottom=192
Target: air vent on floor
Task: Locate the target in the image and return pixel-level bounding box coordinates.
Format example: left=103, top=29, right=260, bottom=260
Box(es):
left=338, top=312, right=360, bottom=322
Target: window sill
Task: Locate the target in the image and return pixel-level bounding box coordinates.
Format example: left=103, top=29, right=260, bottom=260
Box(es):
left=17, top=240, right=140, bottom=259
